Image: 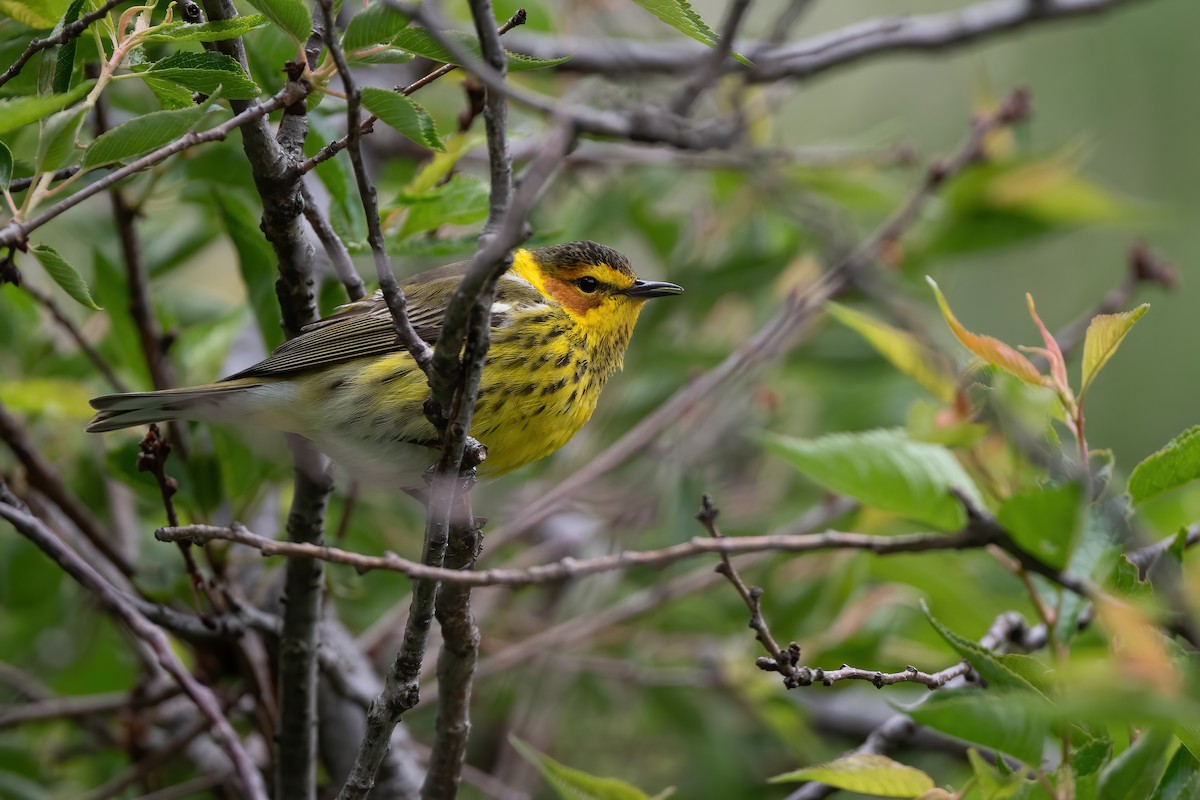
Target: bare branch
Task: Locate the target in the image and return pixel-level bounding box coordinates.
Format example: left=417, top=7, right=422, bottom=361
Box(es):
left=158, top=517, right=997, bottom=588
left=318, top=0, right=433, bottom=372
left=301, top=182, right=367, bottom=302
left=0, top=685, right=179, bottom=729
left=506, top=0, right=1146, bottom=80
left=671, top=0, right=754, bottom=115
left=299, top=10, right=528, bottom=176
left=0, top=399, right=134, bottom=575
left=0, top=488, right=267, bottom=800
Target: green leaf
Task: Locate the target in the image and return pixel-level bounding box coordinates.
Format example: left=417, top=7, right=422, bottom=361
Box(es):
left=1080, top=305, right=1148, bottom=397
left=927, top=276, right=1044, bottom=386
left=762, top=428, right=984, bottom=531
left=212, top=192, right=284, bottom=351
left=1177, top=724, right=1200, bottom=766
left=245, top=0, right=311, bottom=42
left=342, top=0, right=409, bottom=52
left=1129, top=426, right=1200, bottom=505
left=966, top=749, right=1029, bottom=799
left=1072, top=735, right=1113, bottom=778
left=1055, top=507, right=1121, bottom=644
left=142, top=15, right=271, bottom=42
left=996, top=483, right=1083, bottom=572
left=509, top=735, right=663, bottom=800
left=826, top=302, right=956, bottom=403
left=0, top=0, right=68, bottom=28
left=53, top=0, right=87, bottom=93
left=922, top=601, right=1042, bottom=694
left=83, top=92, right=224, bottom=168
left=143, top=77, right=198, bottom=110
left=306, top=115, right=366, bottom=246
left=1151, top=744, right=1200, bottom=800
left=630, top=0, right=750, bottom=66
left=391, top=28, right=573, bottom=71
left=396, top=173, right=489, bottom=238
left=360, top=86, right=443, bottom=151
left=769, top=754, right=934, bottom=797
left=916, top=153, right=1133, bottom=262
left=1098, top=728, right=1172, bottom=800
left=907, top=690, right=1048, bottom=767
left=145, top=51, right=260, bottom=99
left=0, top=80, right=95, bottom=135
left=35, top=105, right=86, bottom=172
left=0, top=141, right=12, bottom=191
left=30, top=244, right=101, bottom=310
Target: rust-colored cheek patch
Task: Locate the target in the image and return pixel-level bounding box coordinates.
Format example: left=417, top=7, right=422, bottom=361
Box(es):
left=543, top=276, right=602, bottom=317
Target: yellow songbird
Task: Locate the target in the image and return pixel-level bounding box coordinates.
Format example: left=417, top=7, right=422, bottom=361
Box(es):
left=87, top=242, right=683, bottom=489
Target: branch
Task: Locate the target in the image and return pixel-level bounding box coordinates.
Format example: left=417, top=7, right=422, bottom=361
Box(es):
left=299, top=10, right=527, bottom=175
left=194, top=5, right=333, bottom=797
left=277, top=438, right=333, bottom=800
left=0, top=685, right=178, bottom=729
left=422, top=497, right=483, bottom=798
left=336, top=0, right=537, bottom=793
left=388, top=0, right=740, bottom=151
left=0, top=488, right=267, bottom=800
left=0, top=0, right=125, bottom=90
left=158, top=517, right=996, bottom=588
left=92, top=95, right=180, bottom=401
left=670, top=0, right=754, bottom=116
left=505, top=0, right=1145, bottom=80
left=784, top=613, right=1040, bottom=800
left=0, top=85, right=304, bottom=249
left=0, top=399, right=134, bottom=575
left=318, top=0, right=432, bottom=372
left=301, top=182, right=367, bottom=301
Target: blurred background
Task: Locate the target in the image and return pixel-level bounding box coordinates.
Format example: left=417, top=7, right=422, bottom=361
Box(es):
left=2, top=0, right=1198, bottom=797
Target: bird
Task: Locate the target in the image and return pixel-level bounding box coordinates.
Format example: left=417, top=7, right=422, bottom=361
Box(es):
left=87, top=241, right=683, bottom=489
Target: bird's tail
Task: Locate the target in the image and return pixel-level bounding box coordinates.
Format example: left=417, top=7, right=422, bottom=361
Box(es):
left=86, top=382, right=265, bottom=433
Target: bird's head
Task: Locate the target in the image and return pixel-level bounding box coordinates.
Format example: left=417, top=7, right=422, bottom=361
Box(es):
left=514, top=242, right=683, bottom=336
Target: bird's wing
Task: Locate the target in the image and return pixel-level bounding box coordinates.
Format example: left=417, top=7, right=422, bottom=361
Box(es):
left=223, top=265, right=541, bottom=381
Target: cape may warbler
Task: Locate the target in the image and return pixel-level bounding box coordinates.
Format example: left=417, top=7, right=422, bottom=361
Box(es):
left=87, top=242, right=682, bottom=488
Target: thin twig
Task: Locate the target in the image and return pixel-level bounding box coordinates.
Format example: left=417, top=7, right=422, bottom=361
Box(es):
left=0, top=488, right=267, bottom=800
left=0, top=85, right=304, bottom=249
left=157, top=516, right=1016, bottom=589
left=0, top=685, right=179, bottom=729
left=784, top=613, right=1038, bottom=800
left=300, top=182, right=367, bottom=301
left=8, top=166, right=85, bottom=194
left=671, top=0, right=754, bottom=115
left=0, top=0, right=125, bottom=89
left=504, top=0, right=1145, bottom=80
left=0, top=399, right=134, bottom=575
left=319, top=0, right=432, bottom=370
left=299, top=10, right=527, bottom=175
left=81, top=708, right=230, bottom=800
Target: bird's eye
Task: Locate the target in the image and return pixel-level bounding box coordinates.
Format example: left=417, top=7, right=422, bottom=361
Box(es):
left=576, top=276, right=600, bottom=293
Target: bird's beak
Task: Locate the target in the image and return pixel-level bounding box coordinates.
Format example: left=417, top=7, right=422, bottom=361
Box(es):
left=623, top=280, right=684, bottom=299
